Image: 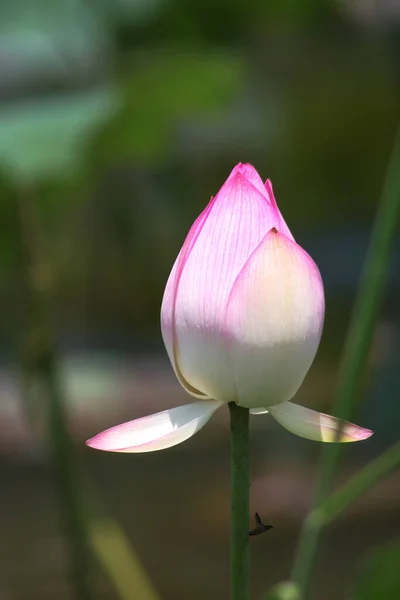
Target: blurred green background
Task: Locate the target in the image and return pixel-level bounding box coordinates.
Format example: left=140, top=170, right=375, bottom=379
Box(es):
left=0, top=0, right=399, bottom=599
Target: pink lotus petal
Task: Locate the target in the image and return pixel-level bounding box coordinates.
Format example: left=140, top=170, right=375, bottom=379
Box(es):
left=264, top=179, right=293, bottom=241
left=161, top=198, right=216, bottom=398
left=232, top=163, right=271, bottom=200
left=161, top=164, right=290, bottom=401
left=225, top=228, right=325, bottom=409
left=269, top=401, right=373, bottom=442
left=86, top=400, right=223, bottom=453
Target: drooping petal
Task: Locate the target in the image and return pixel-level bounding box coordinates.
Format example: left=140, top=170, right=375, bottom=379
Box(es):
left=86, top=400, right=223, bottom=453
left=269, top=401, right=373, bottom=442
left=163, top=164, right=287, bottom=402
left=225, top=229, right=325, bottom=409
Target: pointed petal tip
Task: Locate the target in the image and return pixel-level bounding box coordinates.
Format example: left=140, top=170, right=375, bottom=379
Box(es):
left=269, top=402, right=373, bottom=444
left=230, top=162, right=256, bottom=174
left=227, top=163, right=267, bottom=196
left=227, top=168, right=256, bottom=187
left=327, top=422, right=373, bottom=443
left=85, top=435, right=108, bottom=451
left=264, top=178, right=275, bottom=200
left=351, top=426, right=373, bottom=441
left=85, top=430, right=123, bottom=452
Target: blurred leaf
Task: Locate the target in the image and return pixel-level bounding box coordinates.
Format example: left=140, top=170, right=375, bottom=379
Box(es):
left=351, top=540, right=400, bottom=600
left=91, top=49, right=244, bottom=164
left=0, top=0, right=110, bottom=83
left=264, top=0, right=329, bottom=25
left=264, top=581, right=300, bottom=600
left=96, top=0, right=164, bottom=23
left=0, top=88, right=120, bottom=183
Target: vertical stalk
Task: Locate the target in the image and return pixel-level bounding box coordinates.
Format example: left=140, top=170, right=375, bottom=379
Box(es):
left=291, top=126, right=400, bottom=598
left=43, top=349, right=91, bottom=600
left=229, top=402, right=250, bottom=600
left=17, top=189, right=91, bottom=600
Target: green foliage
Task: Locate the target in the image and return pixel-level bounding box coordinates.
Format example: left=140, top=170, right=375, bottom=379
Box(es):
left=278, top=44, right=398, bottom=226
left=90, top=49, right=244, bottom=164
left=352, top=541, right=400, bottom=599
left=289, top=125, right=400, bottom=598
left=0, top=89, right=119, bottom=183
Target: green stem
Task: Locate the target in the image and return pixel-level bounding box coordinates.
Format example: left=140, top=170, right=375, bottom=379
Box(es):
left=17, top=190, right=92, bottom=600
left=311, top=440, right=400, bottom=528
left=47, top=353, right=92, bottom=600
left=291, top=126, right=400, bottom=597
left=229, top=402, right=250, bottom=600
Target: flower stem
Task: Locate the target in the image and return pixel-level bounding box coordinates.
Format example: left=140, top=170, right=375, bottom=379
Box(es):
left=291, top=125, right=400, bottom=598
left=229, top=402, right=250, bottom=600
left=310, top=440, right=400, bottom=528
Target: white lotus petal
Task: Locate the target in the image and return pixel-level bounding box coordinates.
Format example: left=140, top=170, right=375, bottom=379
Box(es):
left=160, top=202, right=213, bottom=398
left=250, top=407, right=269, bottom=415
left=269, top=401, right=373, bottom=442
left=86, top=400, right=223, bottom=453
left=225, top=229, right=325, bottom=409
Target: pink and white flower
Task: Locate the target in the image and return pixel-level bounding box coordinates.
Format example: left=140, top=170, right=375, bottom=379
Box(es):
left=86, top=164, right=372, bottom=452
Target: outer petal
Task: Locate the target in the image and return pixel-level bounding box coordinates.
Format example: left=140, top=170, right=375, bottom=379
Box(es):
left=162, top=164, right=286, bottom=402
left=264, top=179, right=294, bottom=241
left=161, top=201, right=215, bottom=398
left=269, top=401, right=373, bottom=442
left=86, top=400, right=223, bottom=453
left=225, top=229, right=325, bottom=409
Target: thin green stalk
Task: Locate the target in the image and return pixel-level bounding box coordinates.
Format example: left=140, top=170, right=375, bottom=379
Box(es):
left=89, top=518, right=162, bottom=600
left=17, top=190, right=92, bottom=600
left=229, top=402, right=250, bottom=600
left=44, top=349, right=92, bottom=600
left=310, top=440, right=400, bottom=528
left=291, top=126, right=400, bottom=597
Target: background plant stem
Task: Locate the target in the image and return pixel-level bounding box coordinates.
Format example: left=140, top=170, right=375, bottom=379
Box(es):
left=291, top=126, right=400, bottom=598
left=229, top=402, right=250, bottom=600
left=17, top=189, right=92, bottom=600
left=311, top=440, right=400, bottom=528
left=89, top=518, right=162, bottom=600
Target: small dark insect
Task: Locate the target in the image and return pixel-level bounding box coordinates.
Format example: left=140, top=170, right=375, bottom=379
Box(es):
left=249, top=512, right=274, bottom=536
